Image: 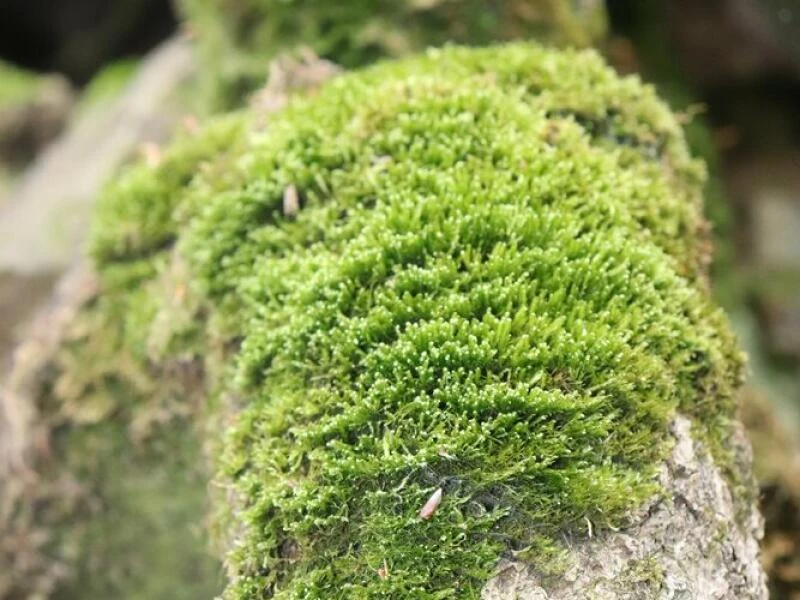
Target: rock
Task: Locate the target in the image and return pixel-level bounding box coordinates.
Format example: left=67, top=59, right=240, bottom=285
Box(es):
left=0, top=65, right=74, bottom=171
left=1, top=43, right=769, bottom=600
left=482, top=416, right=766, bottom=599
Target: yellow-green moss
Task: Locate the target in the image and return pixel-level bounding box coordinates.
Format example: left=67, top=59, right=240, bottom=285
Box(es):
left=0, top=60, right=43, bottom=106
left=178, top=0, right=607, bottom=110
left=0, top=278, right=223, bottom=599
left=86, top=44, right=743, bottom=598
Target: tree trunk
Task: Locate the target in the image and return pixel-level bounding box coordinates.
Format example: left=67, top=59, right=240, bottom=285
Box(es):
left=0, top=46, right=770, bottom=600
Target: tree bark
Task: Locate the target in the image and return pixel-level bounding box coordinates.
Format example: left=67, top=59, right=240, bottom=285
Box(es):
left=482, top=417, right=767, bottom=599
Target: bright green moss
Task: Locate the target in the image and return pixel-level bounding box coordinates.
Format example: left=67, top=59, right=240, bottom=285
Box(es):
left=178, top=0, right=607, bottom=110
left=88, top=43, right=744, bottom=598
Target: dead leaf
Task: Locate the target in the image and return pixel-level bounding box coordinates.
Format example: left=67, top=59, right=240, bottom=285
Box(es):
left=283, top=184, right=300, bottom=217
left=419, top=487, right=443, bottom=520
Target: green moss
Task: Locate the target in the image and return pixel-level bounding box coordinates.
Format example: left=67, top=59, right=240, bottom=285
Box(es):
left=178, top=0, right=607, bottom=110
left=0, top=283, right=223, bottom=599
left=595, top=556, right=663, bottom=598
left=86, top=43, right=743, bottom=598
left=628, top=556, right=665, bottom=587
left=51, top=414, right=223, bottom=600
left=0, top=59, right=42, bottom=106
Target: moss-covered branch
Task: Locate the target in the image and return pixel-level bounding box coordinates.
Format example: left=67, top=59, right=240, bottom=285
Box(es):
left=92, top=43, right=751, bottom=597
left=2, top=43, right=765, bottom=598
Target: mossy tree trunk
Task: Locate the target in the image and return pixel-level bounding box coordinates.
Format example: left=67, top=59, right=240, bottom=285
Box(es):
left=1, top=47, right=768, bottom=599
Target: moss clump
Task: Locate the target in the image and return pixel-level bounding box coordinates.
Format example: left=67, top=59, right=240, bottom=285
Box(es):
left=0, top=273, right=224, bottom=599
left=87, top=43, right=743, bottom=598
left=0, top=116, right=245, bottom=599
left=178, top=0, right=607, bottom=110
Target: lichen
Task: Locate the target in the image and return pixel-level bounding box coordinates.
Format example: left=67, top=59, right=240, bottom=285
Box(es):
left=622, top=556, right=665, bottom=591
left=177, top=0, right=608, bottom=110
left=83, top=43, right=744, bottom=598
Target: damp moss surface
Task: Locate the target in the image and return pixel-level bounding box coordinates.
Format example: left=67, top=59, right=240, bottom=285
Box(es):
left=89, top=43, right=744, bottom=598
left=178, top=0, right=607, bottom=110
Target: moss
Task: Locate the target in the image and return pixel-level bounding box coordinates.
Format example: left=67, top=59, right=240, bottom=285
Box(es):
left=613, top=556, right=664, bottom=596
left=0, top=273, right=224, bottom=599
left=82, top=43, right=744, bottom=598
left=177, top=0, right=607, bottom=110
left=76, top=59, right=140, bottom=115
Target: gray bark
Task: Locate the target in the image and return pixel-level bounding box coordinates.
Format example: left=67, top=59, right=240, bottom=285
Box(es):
left=482, top=417, right=767, bottom=599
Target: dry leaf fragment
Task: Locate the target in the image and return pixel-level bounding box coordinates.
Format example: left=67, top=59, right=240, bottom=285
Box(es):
left=377, top=558, right=389, bottom=579
left=182, top=114, right=200, bottom=135
left=419, top=487, right=443, bottom=520
left=283, top=184, right=300, bottom=217
left=139, top=142, right=162, bottom=168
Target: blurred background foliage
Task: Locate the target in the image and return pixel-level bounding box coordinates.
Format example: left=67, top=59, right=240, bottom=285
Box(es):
left=177, top=0, right=606, bottom=109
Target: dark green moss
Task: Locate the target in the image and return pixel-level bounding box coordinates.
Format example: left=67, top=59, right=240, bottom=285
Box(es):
left=88, top=44, right=743, bottom=598
left=178, top=0, right=607, bottom=110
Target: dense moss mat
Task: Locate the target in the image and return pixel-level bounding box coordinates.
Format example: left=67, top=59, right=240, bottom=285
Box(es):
left=178, top=0, right=606, bottom=110
left=88, top=44, right=744, bottom=598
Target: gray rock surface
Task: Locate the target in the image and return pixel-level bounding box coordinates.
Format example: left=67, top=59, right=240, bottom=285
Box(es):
left=482, top=416, right=767, bottom=599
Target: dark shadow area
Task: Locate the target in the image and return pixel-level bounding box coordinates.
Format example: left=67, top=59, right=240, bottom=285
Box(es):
left=0, top=0, right=177, bottom=83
